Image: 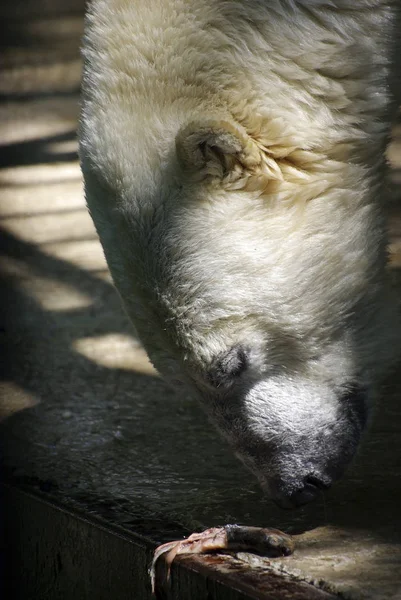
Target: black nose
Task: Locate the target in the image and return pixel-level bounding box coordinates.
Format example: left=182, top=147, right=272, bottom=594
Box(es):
left=291, top=476, right=331, bottom=507
left=275, top=476, right=331, bottom=509
left=289, top=477, right=330, bottom=507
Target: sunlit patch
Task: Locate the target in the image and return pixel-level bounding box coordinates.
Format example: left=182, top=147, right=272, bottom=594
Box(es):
left=386, top=123, right=401, bottom=168
left=0, top=162, right=82, bottom=188
left=90, top=268, right=113, bottom=283
left=1, top=209, right=96, bottom=245
left=46, top=139, right=79, bottom=156
left=0, top=93, right=80, bottom=144
left=0, top=121, right=76, bottom=146
left=0, top=177, right=84, bottom=218
left=0, top=381, right=40, bottom=421
left=74, top=334, right=157, bottom=376
left=0, top=256, right=93, bottom=311
left=25, top=16, right=84, bottom=37
left=388, top=242, right=401, bottom=268
left=267, top=525, right=401, bottom=595
left=40, top=239, right=108, bottom=271
left=1, top=58, right=82, bottom=97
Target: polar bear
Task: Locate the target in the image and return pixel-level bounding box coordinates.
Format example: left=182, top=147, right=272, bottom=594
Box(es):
left=79, top=0, right=400, bottom=510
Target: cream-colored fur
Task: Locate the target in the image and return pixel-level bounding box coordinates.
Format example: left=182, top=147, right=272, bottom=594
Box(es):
left=80, top=0, right=400, bottom=506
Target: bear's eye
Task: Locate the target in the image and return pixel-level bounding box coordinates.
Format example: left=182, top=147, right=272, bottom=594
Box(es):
left=207, top=345, right=249, bottom=388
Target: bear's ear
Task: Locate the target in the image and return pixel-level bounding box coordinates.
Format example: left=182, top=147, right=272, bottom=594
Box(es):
left=175, top=119, right=265, bottom=183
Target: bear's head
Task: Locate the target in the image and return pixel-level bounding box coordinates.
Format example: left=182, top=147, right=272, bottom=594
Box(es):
left=82, top=116, right=399, bottom=509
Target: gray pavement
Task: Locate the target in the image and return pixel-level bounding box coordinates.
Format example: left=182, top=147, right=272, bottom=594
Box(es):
left=1, top=2, right=401, bottom=599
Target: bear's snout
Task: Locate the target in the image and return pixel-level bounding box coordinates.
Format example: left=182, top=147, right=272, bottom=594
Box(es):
left=207, top=376, right=369, bottom=508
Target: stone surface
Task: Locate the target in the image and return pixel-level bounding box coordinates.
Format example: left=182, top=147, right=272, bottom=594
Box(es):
left=3, top=485, right=337, bottom=600
left=1, top=2, right=401, bottom=599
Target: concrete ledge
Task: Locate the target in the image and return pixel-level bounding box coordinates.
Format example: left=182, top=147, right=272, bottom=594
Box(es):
left=2, top=483, right=336, bottom=600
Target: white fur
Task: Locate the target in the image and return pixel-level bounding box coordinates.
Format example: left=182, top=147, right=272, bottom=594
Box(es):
left=80, top=0, right=400, bottom=504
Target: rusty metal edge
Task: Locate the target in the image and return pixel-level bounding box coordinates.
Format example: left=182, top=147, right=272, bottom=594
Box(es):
left=162, top=552, right=339, bottom=600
